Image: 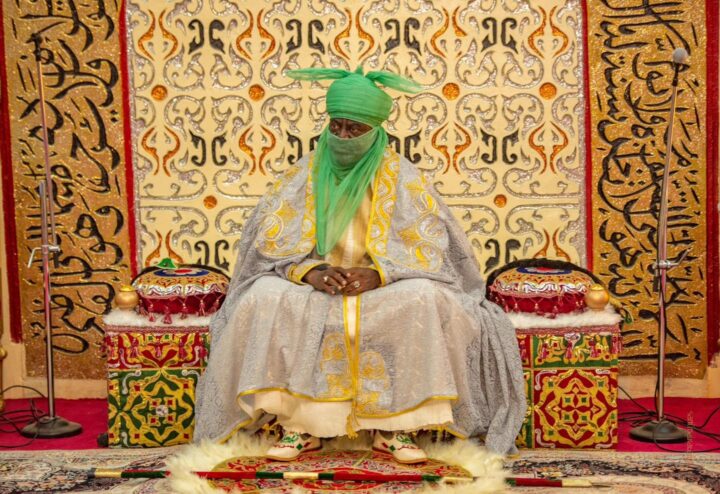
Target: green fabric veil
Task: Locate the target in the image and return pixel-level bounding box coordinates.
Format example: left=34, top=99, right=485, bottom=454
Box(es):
left=287, top=67, right=421, bottom=255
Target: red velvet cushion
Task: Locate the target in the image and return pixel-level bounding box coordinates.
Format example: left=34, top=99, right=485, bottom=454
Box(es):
left=488, top=266, right=594, bottom=317
left=133, top=265, right=229, bottom=323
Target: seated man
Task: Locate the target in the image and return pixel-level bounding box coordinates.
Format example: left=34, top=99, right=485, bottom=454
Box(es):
left=193, top=67, right=526, bottom=463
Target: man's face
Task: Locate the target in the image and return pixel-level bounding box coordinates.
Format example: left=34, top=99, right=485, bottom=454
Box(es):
left=329, top=118, right=372, bottom=139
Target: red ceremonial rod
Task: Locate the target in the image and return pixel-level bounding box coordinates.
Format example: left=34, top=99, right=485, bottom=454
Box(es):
left=87, top=468, right=604, bottom=487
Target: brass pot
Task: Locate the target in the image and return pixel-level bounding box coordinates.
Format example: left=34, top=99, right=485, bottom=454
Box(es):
left=585, top=284, right=609, bottom=311
left=115, top=285, right=139, bottom=311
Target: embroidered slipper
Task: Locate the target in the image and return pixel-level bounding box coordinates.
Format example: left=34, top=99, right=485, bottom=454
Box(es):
left=266, top=431, right=322, bottom=461
left=372, top=431, right=428, bottom=464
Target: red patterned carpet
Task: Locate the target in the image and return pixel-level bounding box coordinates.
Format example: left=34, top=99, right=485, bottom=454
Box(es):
left=2, top=397, right=719, bottom=452
left=206, top=450, right=477, bottom=493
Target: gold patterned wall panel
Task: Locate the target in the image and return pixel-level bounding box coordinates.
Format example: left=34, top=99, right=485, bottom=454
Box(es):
left=127, top=0, right=587, bottom=278
left=587, top=0, right=709, bottom=377
left=2, top=2, right=135, bottom=378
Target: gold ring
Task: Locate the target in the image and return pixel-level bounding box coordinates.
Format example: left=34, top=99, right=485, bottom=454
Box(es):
left=323, top=276, right=329, bottom=283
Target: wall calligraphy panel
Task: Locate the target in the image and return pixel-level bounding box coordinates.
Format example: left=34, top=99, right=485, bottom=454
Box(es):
left=127, top=0, right=587, bottom=283
left=1, top=2, right=134, bottom=378
left=587, top=0, right=711, bottom=377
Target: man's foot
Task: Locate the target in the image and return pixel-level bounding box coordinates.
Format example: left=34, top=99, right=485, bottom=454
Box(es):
left=266, top=431, right=321, bottom=461
left=372, top=431, right=428, bottom=464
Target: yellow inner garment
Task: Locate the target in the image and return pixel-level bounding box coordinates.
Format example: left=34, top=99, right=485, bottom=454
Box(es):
left=324, top=187, right=374, bottom=269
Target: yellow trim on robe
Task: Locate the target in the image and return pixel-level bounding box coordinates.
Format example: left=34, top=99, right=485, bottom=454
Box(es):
left=242, top=391, right=453, bottom=437
left=235, top=387, right=459, bottom=420
left=287, top=260, right=329, bottom=285
left=234, top=391, right=457, bottom=439
left=350, top=295, right=362, bottom=436
left=342, top=296, right=354, bottom=388
left=236, top=386, right=352, bottom=403
left=356, top=395, right=460, bottom=419
left=236, top=386, right=458, bottom=419
left=343, top=295, right=359, bottom=437
left=365, top=151, right=399, bottom=286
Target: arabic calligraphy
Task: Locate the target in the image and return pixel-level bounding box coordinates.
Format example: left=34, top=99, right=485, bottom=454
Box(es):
left=3, top=1, right=133, bottom=378
left=587, top=0, right=709, bottom=377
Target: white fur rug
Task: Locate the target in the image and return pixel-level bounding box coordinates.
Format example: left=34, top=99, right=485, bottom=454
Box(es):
left=166, top=433, right=508, bottom=493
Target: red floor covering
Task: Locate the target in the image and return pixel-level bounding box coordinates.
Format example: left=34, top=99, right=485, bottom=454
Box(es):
left=1, top=397, right=719, bottom=452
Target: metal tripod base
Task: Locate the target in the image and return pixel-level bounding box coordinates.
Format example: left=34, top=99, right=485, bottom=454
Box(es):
left=629, top=419, right=688, bottom=443
left=20, top=416, right=82, bottom=439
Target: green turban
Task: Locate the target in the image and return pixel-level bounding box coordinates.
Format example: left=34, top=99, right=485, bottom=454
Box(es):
left=287, top=66, right=421, bottom=127
left=287, top=67, right=421, bottom=255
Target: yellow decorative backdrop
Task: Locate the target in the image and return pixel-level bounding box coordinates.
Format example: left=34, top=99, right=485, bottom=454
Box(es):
left=127, top=0, right=587, bottom=276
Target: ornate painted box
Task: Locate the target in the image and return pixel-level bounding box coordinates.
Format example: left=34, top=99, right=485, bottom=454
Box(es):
left=104, top=310, right=210, bottom=447
left=511, top=312, right=622, bottom=449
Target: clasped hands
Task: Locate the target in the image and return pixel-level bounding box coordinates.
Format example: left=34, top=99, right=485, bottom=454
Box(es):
left=303, top=265, right=380, bottom=296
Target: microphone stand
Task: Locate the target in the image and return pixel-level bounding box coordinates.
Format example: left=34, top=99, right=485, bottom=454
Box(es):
left=20, top=33, right=82, bottom=439
left=629, top=55, right=688, bottom=443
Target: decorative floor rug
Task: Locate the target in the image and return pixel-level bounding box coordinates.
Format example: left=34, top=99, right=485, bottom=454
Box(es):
left=507, top=450, right=720, bottom=493
left=0, top=447, right=176, bottom=493
left=201, top=450, right=481, bottom=493
left=1, top=444, right=719, bottom=493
